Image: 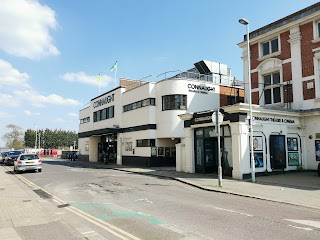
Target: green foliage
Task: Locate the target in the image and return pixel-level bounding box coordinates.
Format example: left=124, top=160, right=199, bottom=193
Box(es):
left=2, top=124, right=24, bottom=149
left=24, top=128, right=78, bottom=149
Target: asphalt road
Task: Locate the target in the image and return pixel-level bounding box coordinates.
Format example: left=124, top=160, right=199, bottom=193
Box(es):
left=9, top=160, right=320, bottom=240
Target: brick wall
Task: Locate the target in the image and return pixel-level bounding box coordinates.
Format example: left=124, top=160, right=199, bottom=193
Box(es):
left=220, top=86, right=244, bottom=106
left=283, top=84, right=293, bottom=103
left=283, top=62, right=292, bottom=82
left=279, top=31, right=291, bottom=60
left=252, top=91, right=259, bottom=104
left=300, top=22, right=320, bottom=77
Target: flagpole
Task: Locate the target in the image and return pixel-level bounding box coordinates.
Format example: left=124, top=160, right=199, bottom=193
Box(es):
left=114, top=62, right=117, bottom=88
left=98, top=73, right=101, bottom=94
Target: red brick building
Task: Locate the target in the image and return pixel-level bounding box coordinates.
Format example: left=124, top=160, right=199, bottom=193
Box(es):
left=239, top=2, right=320, bottom=110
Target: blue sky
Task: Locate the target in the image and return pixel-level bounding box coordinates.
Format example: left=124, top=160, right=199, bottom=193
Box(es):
left=0, top=0, right=318, bottom=147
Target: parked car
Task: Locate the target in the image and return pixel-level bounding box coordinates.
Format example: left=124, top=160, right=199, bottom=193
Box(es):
left=13, top=153, right=42, bottom=173
left=4, top=150, right=24, bottom=165
left=0, top=152, right=9, bottom=164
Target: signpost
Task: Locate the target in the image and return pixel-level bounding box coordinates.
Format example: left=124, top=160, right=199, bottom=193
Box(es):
left=212, top=110, right=223, bottom=187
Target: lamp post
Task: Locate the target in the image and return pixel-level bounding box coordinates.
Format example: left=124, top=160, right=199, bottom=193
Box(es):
left=239, top=18, right=255, bottom=182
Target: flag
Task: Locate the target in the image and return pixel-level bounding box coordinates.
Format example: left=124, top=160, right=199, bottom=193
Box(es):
left=110, top=61, right=117, bottom=72
left=98, top=73, right=101, bottom=81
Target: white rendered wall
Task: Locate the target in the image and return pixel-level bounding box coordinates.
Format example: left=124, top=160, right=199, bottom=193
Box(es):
left=89, top=136, right=100, bottom=162
left=78, top=137, right=89, bottom=155
left=304, top=115, right=320, bottom=170
left=156, top=79, right=219, bottom=138
left=122, top=83, right=157, bottom=127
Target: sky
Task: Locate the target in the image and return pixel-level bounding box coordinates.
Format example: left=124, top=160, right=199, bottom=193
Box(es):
left=0, top=0, right=319, bottom=147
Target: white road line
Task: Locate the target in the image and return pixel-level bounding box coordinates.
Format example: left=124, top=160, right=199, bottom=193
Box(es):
left=284, top=219, right=320, bottom=229
left=213, top=207, right=254, bottom=217
left=288, top=225, right=313, bottom=231
left=8, top=167, right=141, bottom=240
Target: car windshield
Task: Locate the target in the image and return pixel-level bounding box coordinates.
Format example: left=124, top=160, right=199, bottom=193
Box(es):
left=20, top=155, right=39, bottom=160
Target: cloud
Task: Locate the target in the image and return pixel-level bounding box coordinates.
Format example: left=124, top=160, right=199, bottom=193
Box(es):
left=0, top=59, right=31, bottom=89
left=61, top=72, right=114, bottom=87
left=0, top=93, right=20, bottom=107
left=24, top=110, right=40, bottom=116
left=68, top=112, right=78, bottom=117
left=0, top=0, right=59, bottom=59
left=0, top=111, right=13, bottom=119
left=13, top=90, right=81, bottom=107
left=54, top=117, right=66, bottom=123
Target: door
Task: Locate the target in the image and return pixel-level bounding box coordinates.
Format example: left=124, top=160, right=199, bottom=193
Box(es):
left=270, top=135, right=286, bottom=170
left=204, top=138, right=218, bottom=173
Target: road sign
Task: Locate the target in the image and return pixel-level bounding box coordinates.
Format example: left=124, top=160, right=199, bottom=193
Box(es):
left=211, top=111, right=224, bottom=124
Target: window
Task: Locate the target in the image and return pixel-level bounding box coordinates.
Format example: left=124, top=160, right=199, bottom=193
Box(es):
left=93, top=106, right=114, bottom=122
left=162, top=95, right=187, bottom=110
left=101, top=108, right=106, bottom=120
left=93, top=112, right=97, bottom=122
left=262, top=38, right=279, bottom=56
left=123, top=98, right=156, bottom=112
left=136, top=139, right=156, bottom=147
left=263, top=72, right=281, bottom=104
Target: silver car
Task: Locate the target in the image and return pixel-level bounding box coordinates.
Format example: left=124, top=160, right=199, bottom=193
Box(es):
left=14, top=154, right=42, bottom=173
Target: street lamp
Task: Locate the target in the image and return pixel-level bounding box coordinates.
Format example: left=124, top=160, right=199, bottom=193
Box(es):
left=239, top=18, right=255, bottom=182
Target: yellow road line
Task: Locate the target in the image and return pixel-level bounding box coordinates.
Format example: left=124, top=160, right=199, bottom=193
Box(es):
left=6, top=166, right=141, bottom=240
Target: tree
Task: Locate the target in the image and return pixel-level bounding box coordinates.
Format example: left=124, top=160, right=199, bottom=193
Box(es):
left=24, top=128, right=78, bottom=149
left=2, top=124, right=24, bottom=149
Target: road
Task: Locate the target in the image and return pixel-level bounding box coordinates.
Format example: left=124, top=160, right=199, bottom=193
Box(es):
left=7, top=159, right=320, bottom=240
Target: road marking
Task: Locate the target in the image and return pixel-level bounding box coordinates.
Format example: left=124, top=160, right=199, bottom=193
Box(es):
left=284, top=219, right=320, bottom=229
left=134, top=198, right=153, bottom=204
left=212, top=206, right=254, bottom=217
left=288, top=225, right=313, bottom=231
left=6, top=167, right=141, bottom=240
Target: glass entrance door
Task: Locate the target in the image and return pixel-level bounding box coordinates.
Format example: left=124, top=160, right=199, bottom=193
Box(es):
left=270, top=135, right=286, bottom=170
left=204, top=138, right=218, bottom=173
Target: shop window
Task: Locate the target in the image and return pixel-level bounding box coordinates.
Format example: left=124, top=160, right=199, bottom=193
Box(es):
left=162, top=95, right=187, bottom=110
left=262, top=38, right=279, bottom=56
left=263, top=72, right=281, bottom=105
left=136, top=139, right=156, bottom=147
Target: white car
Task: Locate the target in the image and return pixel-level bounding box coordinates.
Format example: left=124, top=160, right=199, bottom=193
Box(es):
left=14, top=154, right=42, bottom=173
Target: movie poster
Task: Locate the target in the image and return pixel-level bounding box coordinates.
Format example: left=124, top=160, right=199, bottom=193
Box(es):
left=252, top=136, right=263, bottom=151
left=287, top=137, right=298, bottom=151
left=316, top=140, right=320, bottom=161
left=288, top=152, right=299, bottom=166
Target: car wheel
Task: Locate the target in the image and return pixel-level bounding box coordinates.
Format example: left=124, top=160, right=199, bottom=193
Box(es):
left=38, top=169, right=42, bottom=172
left=318, top=163, right=320, bottom=177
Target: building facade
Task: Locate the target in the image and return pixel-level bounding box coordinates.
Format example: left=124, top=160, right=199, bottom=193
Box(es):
left=177, top=3, right=320, bottom=180
left=78, top=61, right=244, bottom=169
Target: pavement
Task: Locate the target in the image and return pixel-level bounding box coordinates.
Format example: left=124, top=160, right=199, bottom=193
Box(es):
left=1, top=159, right=320, bottom=239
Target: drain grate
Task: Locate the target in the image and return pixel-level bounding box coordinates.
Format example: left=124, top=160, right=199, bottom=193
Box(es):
left=33, top=189, right=52, bottom=199
left=57, top=203, right=70, bottom=208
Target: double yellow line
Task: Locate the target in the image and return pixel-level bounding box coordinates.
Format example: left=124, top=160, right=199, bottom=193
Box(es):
left=5, top=166, right=141, bottom=240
